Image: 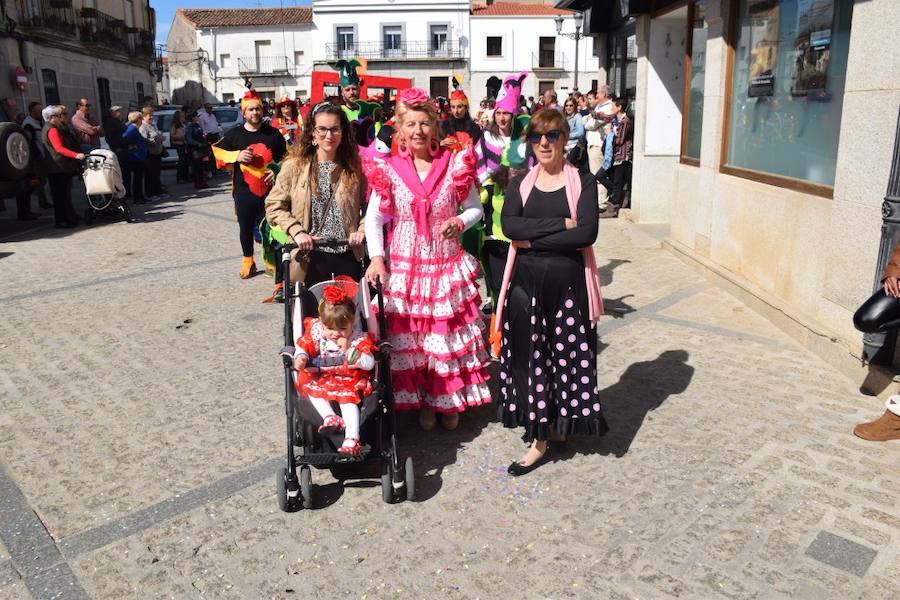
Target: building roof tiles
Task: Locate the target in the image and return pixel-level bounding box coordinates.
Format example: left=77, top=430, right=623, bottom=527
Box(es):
left=178, top=8, right=313, bottom=28
left=471, top=2, right=574, bottom=16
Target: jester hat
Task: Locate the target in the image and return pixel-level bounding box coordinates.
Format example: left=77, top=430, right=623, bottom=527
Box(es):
left=334, top=58, right=366, bottom=88
left=495, top=71, right=528, bottom=114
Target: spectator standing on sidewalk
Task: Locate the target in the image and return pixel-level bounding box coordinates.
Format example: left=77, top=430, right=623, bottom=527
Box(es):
left=22, top=101, right=53, bottom=212
left=199, top=102, right=222, bottom=177
left=599, top=97, right=633, bottom=219
left=213, top=90, right=287, bottom=279
left=584, top=85, right=615, bottom=206
left=104, top=106, right=131, bottom=198
left=185, top=111, right=209, bottom=189
left=70, top=98, right=103, bottom=153
left=40, top=105, right=84, bottom=228
left=169, top=111, right=190, bottom=183
left=122, top=111, right=148, bottom=204
left=139, top=107, right=166, bottom=201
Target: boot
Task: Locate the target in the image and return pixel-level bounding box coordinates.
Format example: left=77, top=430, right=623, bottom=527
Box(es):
left=599, top=204, right=619, bottom=219
left=240, top=257, right=257, bottom=279
left=853, top=410, right=900, bottom=442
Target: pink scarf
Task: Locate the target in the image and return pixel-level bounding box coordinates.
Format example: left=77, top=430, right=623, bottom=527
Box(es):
left=493, top=162, right=603, bottom=333
left=387, top=150, right=452, bottom=240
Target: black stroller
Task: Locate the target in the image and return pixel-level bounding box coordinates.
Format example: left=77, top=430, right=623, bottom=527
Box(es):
left=275, top=239, right=414, bottom=511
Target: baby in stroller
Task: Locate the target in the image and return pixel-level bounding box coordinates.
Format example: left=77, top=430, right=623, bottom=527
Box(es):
left=292, top=277, right=376, bottom=457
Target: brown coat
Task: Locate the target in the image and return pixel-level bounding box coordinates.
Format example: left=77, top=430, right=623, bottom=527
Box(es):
left=883, top=243, right=900, bottom=281
left=264, top=156, right=367, bottom=283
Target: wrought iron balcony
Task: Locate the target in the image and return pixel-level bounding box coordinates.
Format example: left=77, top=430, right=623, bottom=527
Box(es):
left=132, top=31, right=156, bottom=59
left=78, top=8, right=128, bottom=53
left=237, top=56, right=292, bottom=75
left=532, top=51, right=568, bottom=71
left=325, top=40, right=464, bottom=61
left=21, top=0, right=78, bottom=36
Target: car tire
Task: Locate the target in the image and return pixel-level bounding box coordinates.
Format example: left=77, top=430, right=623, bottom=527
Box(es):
left=0, top=123, right=31, bottom=180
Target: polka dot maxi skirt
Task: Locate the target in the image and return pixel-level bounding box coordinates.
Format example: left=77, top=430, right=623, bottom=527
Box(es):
left=498, top=251, right=608, bottom=443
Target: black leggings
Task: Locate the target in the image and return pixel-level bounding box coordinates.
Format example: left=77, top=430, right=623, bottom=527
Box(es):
left=235, top=196, right=265, bottom=257
left=854, top=288, right=900, bottom=333
left=482, top=239, right=510, bottom=304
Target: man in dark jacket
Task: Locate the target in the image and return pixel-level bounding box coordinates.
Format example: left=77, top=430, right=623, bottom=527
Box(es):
left=104, top=106, right=131, bottom=197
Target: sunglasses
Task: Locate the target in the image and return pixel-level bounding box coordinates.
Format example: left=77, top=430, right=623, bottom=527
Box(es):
left=527, top=129, right=562, bottom=144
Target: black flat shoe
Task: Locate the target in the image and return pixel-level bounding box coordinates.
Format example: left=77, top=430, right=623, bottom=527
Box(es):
left=507, top=449, right=550, bottom=477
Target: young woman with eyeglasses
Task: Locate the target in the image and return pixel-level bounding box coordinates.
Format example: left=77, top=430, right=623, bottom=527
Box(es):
left=495, top=108, right=607, bottom=476
left=265, top=102, right=367, bottom=301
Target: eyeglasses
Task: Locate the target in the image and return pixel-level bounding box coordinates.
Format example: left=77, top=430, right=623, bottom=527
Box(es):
left=527, top=129, right=562, bottom=144
left=313, top=125, right=342, bottom=137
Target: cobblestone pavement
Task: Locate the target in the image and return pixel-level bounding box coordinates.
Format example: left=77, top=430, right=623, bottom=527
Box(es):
left=1, top=174, right=899, bottom=600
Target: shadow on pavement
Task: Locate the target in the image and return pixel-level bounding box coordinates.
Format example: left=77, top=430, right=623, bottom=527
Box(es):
left=603, top=294, right=636, bottom=318
left=574, top=349, right=695, bottom=458
left=598, top=257, right=631, bottom=287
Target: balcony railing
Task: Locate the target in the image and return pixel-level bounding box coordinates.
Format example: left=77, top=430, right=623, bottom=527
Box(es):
left=238, top=56, right=292, bottom=75
left=532, top=51, right=568, bottom=71
left=325, top=40, right=464, bottom=61
left=22, top=0, right=78, bottom=36
left=132, top=31, right=156, bottom=59
left=79, top=8, right=128, bottom=53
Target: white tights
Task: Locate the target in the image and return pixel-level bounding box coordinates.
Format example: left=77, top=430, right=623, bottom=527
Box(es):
left=309, top=397, right=361, bottom=440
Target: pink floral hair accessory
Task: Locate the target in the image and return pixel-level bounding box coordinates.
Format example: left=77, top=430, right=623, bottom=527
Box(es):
left=397, top=87, right=430, bottom=107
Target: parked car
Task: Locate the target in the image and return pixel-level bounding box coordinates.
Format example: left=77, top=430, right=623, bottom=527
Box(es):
left=152, top=107, right=243, bottom=168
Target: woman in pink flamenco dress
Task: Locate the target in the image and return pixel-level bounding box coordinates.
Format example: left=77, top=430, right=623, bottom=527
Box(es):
left=364, top=87, right=491, bottom=431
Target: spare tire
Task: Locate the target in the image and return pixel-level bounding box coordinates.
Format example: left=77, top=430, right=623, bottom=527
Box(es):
left=0, top=122, right=31, bottom=180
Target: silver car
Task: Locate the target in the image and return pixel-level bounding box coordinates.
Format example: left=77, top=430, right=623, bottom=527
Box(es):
left=153, top=107, right=244, bottom=168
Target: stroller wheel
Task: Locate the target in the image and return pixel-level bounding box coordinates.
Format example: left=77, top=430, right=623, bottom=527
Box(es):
left=404, top=456, right=415, bottom=502
left=381, top=468, right=394, bottom=504
left=83, top=207, right=95, bottom=226
left=300, top=465, right=313, bottom=509
left=120, top=203, right=135, bottom=223
left=276, top=468, right=299, bottom=512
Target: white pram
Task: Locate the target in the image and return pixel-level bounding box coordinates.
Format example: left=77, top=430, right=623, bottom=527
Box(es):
left=82, top=149, right=133, bottom=223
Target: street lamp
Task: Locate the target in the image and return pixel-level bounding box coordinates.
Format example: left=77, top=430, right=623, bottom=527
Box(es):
left=555, top=12, right=585, bottom=92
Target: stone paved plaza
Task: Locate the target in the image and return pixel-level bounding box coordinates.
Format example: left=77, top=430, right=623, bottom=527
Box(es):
left=1, top=174, right=899, bottom=600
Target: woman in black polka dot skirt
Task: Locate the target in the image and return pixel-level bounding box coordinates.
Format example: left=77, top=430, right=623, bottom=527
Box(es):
left=495, top=109, right=608, bottom=476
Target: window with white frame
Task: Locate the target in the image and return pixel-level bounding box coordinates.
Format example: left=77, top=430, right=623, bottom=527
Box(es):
left=294, top=51, right=304, bottom=66
left=219, top=53, right=231, bottom=68
left=430, top=24, right=449, bottom=56
left=336, top=26, right=355, bottom=58
left=383, top=25, right=403, bottom=57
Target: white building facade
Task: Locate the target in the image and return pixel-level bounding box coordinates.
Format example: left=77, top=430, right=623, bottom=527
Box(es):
left=311, top=0, right=470, bottom=98
left=469, top=2, right=597, bottom=102
left=166, top=8, right=314, bottom=107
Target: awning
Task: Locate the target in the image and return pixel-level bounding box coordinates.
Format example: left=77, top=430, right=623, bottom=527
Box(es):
left=554, top=0, right=681, bottom=33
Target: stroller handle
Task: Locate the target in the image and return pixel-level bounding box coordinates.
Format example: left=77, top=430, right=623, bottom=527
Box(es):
left=282, top=238, right=350, bottom=262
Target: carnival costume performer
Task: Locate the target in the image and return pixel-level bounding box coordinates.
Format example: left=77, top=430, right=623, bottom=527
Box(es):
left=265, top=102, right=368, bottom=301
left=293, top=277, right=376, bottom=457
left=271, top=96, right=302, bottom=147
left=442, top=89, right=482, bottom=145
left=213, top=87, right=287, bottom=279
left=473, top=72, right=531, bottom=351
left=363, top=87, right=491, bottom=432
left=495, top=109, right=607, bottom=476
